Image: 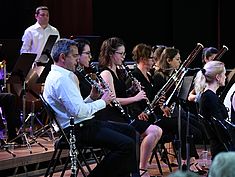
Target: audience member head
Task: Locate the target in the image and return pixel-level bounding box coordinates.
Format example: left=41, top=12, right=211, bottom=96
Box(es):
left=208, top=152, right=235, bottom=177
left=202, top=47, right=218, bottom=65
left=168, top=170, right=199, bottom=177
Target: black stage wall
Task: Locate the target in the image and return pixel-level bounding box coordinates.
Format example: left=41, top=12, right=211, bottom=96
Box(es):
left=0, top=0, right=233, bottom=73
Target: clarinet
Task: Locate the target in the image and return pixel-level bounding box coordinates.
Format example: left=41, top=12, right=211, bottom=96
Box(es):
left=76, top=64, right=135, bottom=125
left=121, top=63, right=160, bottom=122
left=76, top=65, right=104, bottom=95
left=69, top=117, right=78, bottom=177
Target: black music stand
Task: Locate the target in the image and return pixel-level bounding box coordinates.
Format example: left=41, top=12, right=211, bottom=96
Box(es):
left=177, top=75, right=194, bottom=171
left=7, top=53, right=47, bottom=153
left=38, top=35, right=58, bottom=63
left=36, top=57, right=53, bottom=84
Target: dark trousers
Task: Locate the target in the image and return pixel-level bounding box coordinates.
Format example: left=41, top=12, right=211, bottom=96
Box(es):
left=0, top=93, right=21, bottom=140
left=71, top=119, right=137, bottom=177
left=155, top=115, right=202, bottom=160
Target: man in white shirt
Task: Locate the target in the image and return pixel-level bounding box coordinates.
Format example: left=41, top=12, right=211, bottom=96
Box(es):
left=20, top=6, right=60, bottom=66
left=43, top=38, right=139, bottom=177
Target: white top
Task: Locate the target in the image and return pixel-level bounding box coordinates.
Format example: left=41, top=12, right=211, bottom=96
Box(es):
left=43, top=65, right=106, bottom=129
left=223, top=83, right=235, bottom=118
left=20, top=22, right=60, bottom=63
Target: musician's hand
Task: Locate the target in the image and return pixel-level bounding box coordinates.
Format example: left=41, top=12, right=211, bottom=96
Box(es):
left=161, top=106, right=171, bottom=117
left=138, top=112, right=149, bottom=121
left=134, top=90, right=147, bottom=102
left=90, top=86, right=101, bottom=100
left=132, top=79, right=142, bottom=92
left=158, top=95, right=166, bottom=107
left=101, top=89, right=115, bottom=105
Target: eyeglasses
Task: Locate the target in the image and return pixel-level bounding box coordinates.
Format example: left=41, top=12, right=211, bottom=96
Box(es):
left=115, top=51, right=126, bottom=57
left=82, top=51, right=92, bottom=56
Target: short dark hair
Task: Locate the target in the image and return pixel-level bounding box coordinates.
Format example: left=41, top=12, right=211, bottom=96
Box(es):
left=35, top=6, right=49, bottom=15
left=51, top=38, right=77, bottom=62
left=74, top=38, right=91, bottom=55
left=202, top=47, right=218, bottom=64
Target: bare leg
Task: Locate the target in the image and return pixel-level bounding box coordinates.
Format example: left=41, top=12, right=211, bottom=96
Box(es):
left=140, top=125, right=162, bottom=177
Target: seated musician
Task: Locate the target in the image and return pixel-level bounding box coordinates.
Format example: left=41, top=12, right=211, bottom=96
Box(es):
left=95, top=37, right=162, bottom=177
left=151, top=46, right=205, bottom=174
left=43, top=38, right=139, bottom=177
left=194, top=60, right=234, bottom=160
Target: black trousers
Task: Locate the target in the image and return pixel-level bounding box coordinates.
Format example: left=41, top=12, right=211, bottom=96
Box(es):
left=155, top=114, right=202, bottom=160
left=0, top=93, right=21, bottom=140
left=67, top=119, right=137, bottom=177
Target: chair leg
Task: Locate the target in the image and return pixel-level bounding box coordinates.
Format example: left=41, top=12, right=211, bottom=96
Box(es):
left=50, top=149, right=63, bottom=177
left=161, top=143, right=173, bottom=172
left=44, top=146, right=59, bottom=177
left=77, top=148, right=92, bottom=173
left=149, top=145, right=163, bottom=175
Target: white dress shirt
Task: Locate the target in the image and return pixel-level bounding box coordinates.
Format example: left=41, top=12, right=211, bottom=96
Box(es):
left=20, top=22, right=60, bottom=63
left=43, top=65, right=106, bottom=129
left=224, top=83, right=235, bottom=119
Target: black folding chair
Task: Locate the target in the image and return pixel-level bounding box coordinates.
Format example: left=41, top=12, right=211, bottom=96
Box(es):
left=198, top=114, right=233, bottom=152
left=211, top=117, right=233, bottom=151
left=39, top=94, right=105, bottom=177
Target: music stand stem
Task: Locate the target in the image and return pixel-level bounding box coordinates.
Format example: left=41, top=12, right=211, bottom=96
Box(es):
left=185, top=105, right=190, bottom=170
left=22, top=80, right=26, bottom=132
left=177, top=104, right=182, bottom=170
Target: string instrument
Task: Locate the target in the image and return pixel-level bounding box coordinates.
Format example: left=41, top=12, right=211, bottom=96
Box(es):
left=151, top=43, right=204, bottom=109
left=120, top=62, right=160, bottom=122
left=76, top=64, right=135, bottom=124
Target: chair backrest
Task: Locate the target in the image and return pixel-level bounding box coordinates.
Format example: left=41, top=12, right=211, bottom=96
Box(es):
left=198, top=114, right=233, bottom=151
left=197, top=114, right=212, bottom=139
left=39, top=94, right=69, bottom=144
left=211, top=117, right=232, bottom=151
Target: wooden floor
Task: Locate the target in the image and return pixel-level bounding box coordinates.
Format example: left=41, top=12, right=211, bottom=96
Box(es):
left=50, top=146, right=211, bottom=177
left=0, top=132, right=212, bottom=177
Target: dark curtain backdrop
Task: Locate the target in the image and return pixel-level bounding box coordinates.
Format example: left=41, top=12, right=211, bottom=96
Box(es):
left=0, top=0, right=93, bottom=71
left=41, top=0, right=93, bottom=38
left=0, top=0, right=233, bottom=72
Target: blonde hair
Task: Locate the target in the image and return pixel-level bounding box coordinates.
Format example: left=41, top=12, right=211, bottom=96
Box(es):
left=194, top=60, right=225, bottom=95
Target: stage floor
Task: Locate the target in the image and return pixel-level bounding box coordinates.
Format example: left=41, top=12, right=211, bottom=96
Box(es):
left=0, top=136, right=211, bottom=177
left=50, top=146, right=211, bottom=177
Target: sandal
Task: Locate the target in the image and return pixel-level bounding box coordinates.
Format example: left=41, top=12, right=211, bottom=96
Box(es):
left=190, top=162, right=207, bottom=175
left=139, top=169, right=157, bottom=177
left=189, top=162, right=199, bottom=173
left=139, top=169, right=147, bottom=176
